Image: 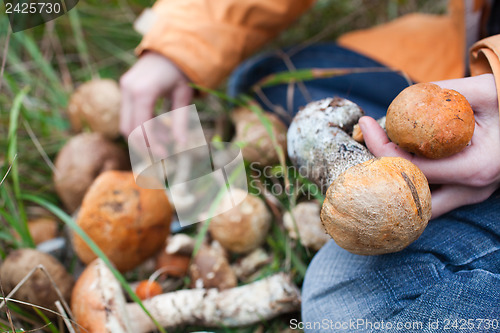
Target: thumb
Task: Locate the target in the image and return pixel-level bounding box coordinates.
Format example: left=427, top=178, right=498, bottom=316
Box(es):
left=359, top=116, right=413, bottom=159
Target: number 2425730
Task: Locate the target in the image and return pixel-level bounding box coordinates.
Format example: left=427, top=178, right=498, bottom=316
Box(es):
left=5, top=2, right=62, bottom=14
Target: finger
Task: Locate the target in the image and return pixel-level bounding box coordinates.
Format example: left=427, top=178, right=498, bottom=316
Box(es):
left=358, top=116, right=414, bottom=159
left=120, top=89, right=134, bottom=138
left=171, top=83, right=193, bottom=111
left=430, top=183, right=498, bottom=219
left=171, top=84, right=194, bottom=147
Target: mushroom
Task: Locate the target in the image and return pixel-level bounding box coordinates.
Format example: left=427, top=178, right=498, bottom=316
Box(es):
left=0, top=249, right=74, bottom=316
left=188, top=242, right=237, bottom=290
left=53, top=132, right=130, bottom=212
left=71, top=258, right=300, bottom=332
left=15, top=217, right=59, bottom=245
left=231, top=247, right=270, bottom=281
left=321, top=157, right=432, bottom=255
left=73, top=170, right=172, bottom=272
left=287, top=97, right=373, bottom=193
left=165, top=233, right=195, bottom=256
left=283, top=201, right=330, bottom=251
left=135, top=280, right=163, bottom=300
left=352, top=116, right=386, bottom=144
left=386, top=82, right=475, bottom=159
left=67, top=79, right=121, bottom=139
left=231, top=107, right=287, bottom=167
left=155, top=252, right=190, bottom=278
left=209, top=189, right=271, bottom=254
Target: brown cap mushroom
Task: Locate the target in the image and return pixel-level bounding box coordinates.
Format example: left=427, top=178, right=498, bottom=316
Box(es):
left=53, top=132, right=130, bottom=212
left=231, top=107, right=287, bottom=167
left=321, top=157, right=432, bottom=255
left=283, top=201, right=330, bottom=251
left=67, top=79, right=121, bottom=138
left=14, top=217, right=59, bottom=245
left=73, top=170, right=172, bottom=272
left=0, top=249, right=74, bottom=316
left=72, top=258, right=300, bottom=332
left=386, top=82, right=475, bottom=159
left=209, top=189, right=271, bottom=254
left=189, top=242, right=237, bottom=290
left=155, top=252, right=190, bottom=278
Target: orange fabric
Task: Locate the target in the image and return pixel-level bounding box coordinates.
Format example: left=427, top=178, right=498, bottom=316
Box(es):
left=338, top=0, right=466, bottom=83
left=470, top=35, right=500, bottom=112
left=137, top=0, right=315, bottom=89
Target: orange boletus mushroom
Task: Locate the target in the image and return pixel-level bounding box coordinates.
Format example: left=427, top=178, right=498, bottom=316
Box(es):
left=386, top=82, right=475, bottom=159
left=73, top=171, right=172, bottom=272
left=321, top=157, right=431, bottom=255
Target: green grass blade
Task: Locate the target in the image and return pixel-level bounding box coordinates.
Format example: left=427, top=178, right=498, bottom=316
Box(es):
left=6, top=86, right=34, bottom=247
left=22, top=194, right=167, bottom=333
left=67, top=8, right=94, bottom=78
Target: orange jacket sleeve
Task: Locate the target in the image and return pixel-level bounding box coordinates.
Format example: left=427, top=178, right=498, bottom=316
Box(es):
left=137, top=0, right=315, bottom=89
left=470, top=35, right=500, bottom=112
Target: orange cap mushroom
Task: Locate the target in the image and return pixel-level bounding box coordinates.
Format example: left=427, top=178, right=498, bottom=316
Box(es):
left=73, top=171, right=172, bottom=272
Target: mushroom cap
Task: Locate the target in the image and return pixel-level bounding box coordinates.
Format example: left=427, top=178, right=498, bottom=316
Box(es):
left=231, top=107, right=287, bottom=167
left=0, top=249, right=74, bottom=316
left=386, top=83, right=475, bottom=159
left=28, top=218, right=59, bottom=245
left=155, top=251, right=191, bottom=278
left=53, top=132, right=130, bottom=212
left=283, top=201, right=330, bottom=251
left=321, top=157, right=431, bottom=255
left=189, top=243, right=237, bottom=290
left=209, top=190, right=271, bottom=254
left=68, top=79, right=121, bottom=139
left=73, top=171, right=172, bottom=272
left=71, top=258, right=133, bottom=333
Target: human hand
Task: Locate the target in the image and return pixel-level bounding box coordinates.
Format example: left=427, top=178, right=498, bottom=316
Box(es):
left=119, top=51, right=193, bottom=146
left=359, top=74, right=500, bottom=218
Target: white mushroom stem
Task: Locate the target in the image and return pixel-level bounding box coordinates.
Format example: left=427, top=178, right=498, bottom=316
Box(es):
left=75, top=259, right=300, bottom=332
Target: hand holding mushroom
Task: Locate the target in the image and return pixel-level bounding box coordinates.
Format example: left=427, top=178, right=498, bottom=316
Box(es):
left=360, top=74, right=500, bottom=217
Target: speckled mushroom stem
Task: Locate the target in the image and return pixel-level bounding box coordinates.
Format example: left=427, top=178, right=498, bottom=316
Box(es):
left=287, top=97, right=375, bottom=193
left=72, top=259, right=301, bottom=333
left=128, top=272, right=300, bottom=331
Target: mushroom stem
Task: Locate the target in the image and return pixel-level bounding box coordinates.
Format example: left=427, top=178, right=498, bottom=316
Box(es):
left=287, top=97, right=374, bottom=193
left=73, top=259, right=301, bottom=332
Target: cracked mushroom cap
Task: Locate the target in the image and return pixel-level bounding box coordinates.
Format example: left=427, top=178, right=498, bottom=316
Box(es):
left=73, top=171, right=172, bottom=272
left=386, top=83, right=475, bottom=159
left=283, top=201, right=330, bottom=251
left=232, top=107, right=287, bottom=167
left=321, top=157, right=431, bottom=255
left=209, top=190, right=271, bottom=254
left=53, top=132, right=130, bottom=212
left=0, top=249, right=74, bottom=317
left=68, top=79, right=121, bottom=138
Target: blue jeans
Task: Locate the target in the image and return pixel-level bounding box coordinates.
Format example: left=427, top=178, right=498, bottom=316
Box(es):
left=228, top=44, right=500, bottom=332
